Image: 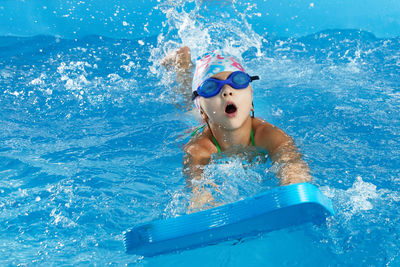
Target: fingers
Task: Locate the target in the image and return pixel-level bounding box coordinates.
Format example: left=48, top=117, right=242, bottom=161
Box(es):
left=160, top=52, right=175, bottom=69
left=176, top=46, right=191, bottom=55
left=161, top=46, right=193, bottom=71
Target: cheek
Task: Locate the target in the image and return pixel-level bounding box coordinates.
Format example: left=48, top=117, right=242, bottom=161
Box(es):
left=200, top=98, right=220, bottom=116
left=239, top=89, right=253, bottom=107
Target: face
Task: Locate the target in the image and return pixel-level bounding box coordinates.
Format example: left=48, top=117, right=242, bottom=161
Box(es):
left=199, top=71, right=253, bottom=131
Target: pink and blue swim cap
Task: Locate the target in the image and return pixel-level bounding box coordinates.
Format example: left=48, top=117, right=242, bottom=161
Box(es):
left=192, top=51, right=246, bottom=94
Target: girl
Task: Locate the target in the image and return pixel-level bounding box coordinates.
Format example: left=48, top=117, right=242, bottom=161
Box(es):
left=162, top=47, right=311, bottom=211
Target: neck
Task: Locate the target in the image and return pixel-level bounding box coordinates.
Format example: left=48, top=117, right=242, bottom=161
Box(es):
left=208, top=116, right=253, bottom=151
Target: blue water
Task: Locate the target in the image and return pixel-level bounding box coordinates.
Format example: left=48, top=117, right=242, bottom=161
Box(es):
left=1, top=1, right=400, bottom=266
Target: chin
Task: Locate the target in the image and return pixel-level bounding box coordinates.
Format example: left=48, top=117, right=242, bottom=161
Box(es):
left=220, top=114, right=250, bottom=131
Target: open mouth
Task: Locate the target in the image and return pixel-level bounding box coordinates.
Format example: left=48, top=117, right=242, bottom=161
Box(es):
left=225, top=102, right=237, bottom=115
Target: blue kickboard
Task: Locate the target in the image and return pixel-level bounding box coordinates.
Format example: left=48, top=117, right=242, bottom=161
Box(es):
left=124, top=183, right=334, bottom=256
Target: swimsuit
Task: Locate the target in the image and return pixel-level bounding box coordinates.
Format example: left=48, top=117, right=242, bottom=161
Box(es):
left=191, top=125, right=255, bottom=153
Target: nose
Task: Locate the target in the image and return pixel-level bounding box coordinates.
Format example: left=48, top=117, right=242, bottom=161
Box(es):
left=221, top=85, right=234, bottom=97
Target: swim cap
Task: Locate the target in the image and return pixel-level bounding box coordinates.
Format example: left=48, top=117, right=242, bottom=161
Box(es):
left=192, top=51, right=246, bottom=93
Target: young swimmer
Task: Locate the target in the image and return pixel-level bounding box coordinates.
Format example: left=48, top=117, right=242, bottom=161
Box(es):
left=162, top=47, right=312, bottom=211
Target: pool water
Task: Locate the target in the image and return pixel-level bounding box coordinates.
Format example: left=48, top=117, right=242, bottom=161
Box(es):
left=1, top=1, right=400, bottom=266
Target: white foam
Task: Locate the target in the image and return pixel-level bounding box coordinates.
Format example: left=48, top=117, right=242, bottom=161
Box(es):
left=50, top=208, right=77, bottom=227
left=321, top=176, right=399, bottom=220
left=347, top=176, right=378, bottom=212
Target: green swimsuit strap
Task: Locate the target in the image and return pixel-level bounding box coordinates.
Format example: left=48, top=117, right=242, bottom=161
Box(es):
left=212, top=128, right=255, bottom=153
left=250, top=127, right=255, bottom=146
left=191, top=124, right=222, bottom=153
left=191, top=125, right=254, bottom=153
left=211, top=134, right=222, bottom=153
left=190, top=125, right=206, bottom=137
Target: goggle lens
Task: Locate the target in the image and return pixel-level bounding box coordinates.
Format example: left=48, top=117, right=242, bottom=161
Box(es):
left=232, top=72, right=251, bottom=87
left=193, top=71, right=259, bottom=100
left=201, top=80, right=220, bottom=96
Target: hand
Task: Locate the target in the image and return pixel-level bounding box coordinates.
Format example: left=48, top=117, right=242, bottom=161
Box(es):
left=187, top=182, right=224, bottom=213
left=188, top=190, right=215, bottom=212
left=161, top=46, right=193, bottom=71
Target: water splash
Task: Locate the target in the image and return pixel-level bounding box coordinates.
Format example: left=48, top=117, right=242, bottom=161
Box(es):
left=150, top=0, right=265, bottom=75
left=319, top=177, right=400, bottom=262
left=163, top=151, right=275, bottom=218
left=322, top=177, right=383, bottom=219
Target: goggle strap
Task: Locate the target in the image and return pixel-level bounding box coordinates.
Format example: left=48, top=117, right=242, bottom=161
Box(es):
left=250, top=76, right=260, bottom=81
left=192, top=91, right=199, bottom=101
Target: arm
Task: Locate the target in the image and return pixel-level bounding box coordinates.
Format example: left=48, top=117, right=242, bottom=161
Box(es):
left=163, top=47, right=217, bottom=211
left=161, top=46, right=193, bottom=103
left=183, top=140, right=220, bottom=212
left=183, top=142, right=210, bottom=184
left=272, top=140, right=312, bottom=185
left=254, top=120, right=312, bottom=185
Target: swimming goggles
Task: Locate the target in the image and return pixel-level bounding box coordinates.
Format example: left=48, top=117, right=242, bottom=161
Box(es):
left=192, top=71, right=259, bottom=100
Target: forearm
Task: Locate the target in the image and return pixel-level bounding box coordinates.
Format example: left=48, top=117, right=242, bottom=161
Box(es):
left=176, top=68, right=192, bottom=91
left=183, top=154, right=205, bottom=187
left=272, top=142, right=312, bottom=185
left=162, top=46, right=193, bottom=104
left=185, top=168, right=217, bottom=212
left=183, top=154, right=219, bottom=212
left=175, top=67, right=193, bottom=102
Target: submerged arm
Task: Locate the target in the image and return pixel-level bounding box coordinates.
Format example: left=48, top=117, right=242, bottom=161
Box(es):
left=256, top=121, right=312, bottom=185
left=183, top=141, right=220, bottom=212
left=271, top=139, right=312, bottom=185
left=183, top=145, right=210, bottom=184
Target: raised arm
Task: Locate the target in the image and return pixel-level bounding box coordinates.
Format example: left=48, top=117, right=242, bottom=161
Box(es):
left=161, top=46, right=193, bottom=105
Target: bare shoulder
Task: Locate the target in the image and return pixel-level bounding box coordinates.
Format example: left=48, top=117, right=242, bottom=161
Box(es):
left=252, top=118, right=288, bottom=138
left=184, top=129, right=218, bottom=165
left=252, top=118, right=293, bottom=153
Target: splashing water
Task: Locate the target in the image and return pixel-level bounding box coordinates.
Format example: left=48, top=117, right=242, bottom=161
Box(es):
left=0, top=0, right=400, bottom=265
left=151, top=0, right=264, bottom=70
